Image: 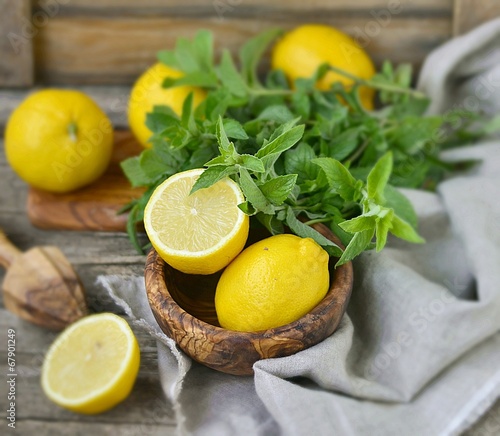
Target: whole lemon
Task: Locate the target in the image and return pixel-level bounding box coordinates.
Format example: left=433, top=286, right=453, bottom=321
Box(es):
left=5, top=89, right=113, bottom=193
left=215, top=234, right=330, bottom=332
left=128, top=63, right=206, bottom=148
left=271, top=24, right=376, bottom=109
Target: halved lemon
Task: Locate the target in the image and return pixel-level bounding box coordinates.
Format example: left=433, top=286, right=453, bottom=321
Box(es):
left=41, top=313, right=140, bottom=414
left=144, top=168, right=249, bottom=275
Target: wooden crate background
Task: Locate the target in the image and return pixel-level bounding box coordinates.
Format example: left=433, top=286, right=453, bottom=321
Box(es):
left=1, top=0, right=499, bottom=88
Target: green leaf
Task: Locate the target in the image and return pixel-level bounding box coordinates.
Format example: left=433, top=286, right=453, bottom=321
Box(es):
left=121, top=156, right=156, bottom=187
left=157, top=50, right=178, bottom=69
left=257, top=213, right=284, bottom=234
left=329, top=127, right=364, bottom=161
left=260, top=174, right=297, bottom=205
left=222, top=118, right=248, bottom=140
left=216, top=116, right=237, bottom=159
left=375, top=209, right=394, bottom=252
left=193, top=30, right=213, bottom=72
left=180, top=92, right=197, bottom=133
left=390, top=215, right=425, bottom=243
left=238, top=168, right=275, bottom=214
left=367, top=152, right=393, bottom=203
left=339, top=215, right=376, bottom=233
left=337, top=229, right=375, bottom=266
left=190, top=165, right=238, bottom=194
left=238, top=154, right=265, bottom=173
left=218, top=50, right=248, bottom=97
left=284, top=143, right=320, bottom=184
left=240, top=28, right=282, bottom=86
left=256, top=125, right=305, bottom=158
left=383, top=184, right=418, bottom=228
left=313, top=157, right=359, bottom=202
left=145, top=111, right=179, bottom=134
left=174, top=37, right=199, bottom=73
left=387, top=116, right=442, bottom=153
left=163, top=71, right=218, bottom=88
left=285, top=208, right=343, bottom=257
left=257, top=105, right=295, bottom=123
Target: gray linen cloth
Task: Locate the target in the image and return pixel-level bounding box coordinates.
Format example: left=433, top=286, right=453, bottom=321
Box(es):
left=98, top=18, right=500, bottom=436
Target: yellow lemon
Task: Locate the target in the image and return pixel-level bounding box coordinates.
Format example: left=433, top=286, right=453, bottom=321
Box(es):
left=128, top=63, right=206, bottom=147
left=271, top=24, right=376, bottom=109
left=5, top=89, right=113, bottom=193
left=215, top=234, right=330, bottom=332
left=144, top=168, right=249, bottom=275
left=41, top=313, right=140, bottom=414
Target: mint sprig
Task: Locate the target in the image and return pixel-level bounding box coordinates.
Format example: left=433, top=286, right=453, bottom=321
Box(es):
left=121, top=29, right=494, bottom=262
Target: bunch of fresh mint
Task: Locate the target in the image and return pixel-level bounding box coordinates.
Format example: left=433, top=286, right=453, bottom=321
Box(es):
left=121, top=29, right=486, bottom=265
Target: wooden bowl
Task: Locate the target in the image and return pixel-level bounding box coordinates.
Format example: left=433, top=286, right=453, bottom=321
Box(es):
left=145, top=223, right=353, bottom=376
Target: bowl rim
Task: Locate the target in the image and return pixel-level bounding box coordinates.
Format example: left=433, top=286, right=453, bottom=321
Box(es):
left=145, top=223, right=353, bottom=335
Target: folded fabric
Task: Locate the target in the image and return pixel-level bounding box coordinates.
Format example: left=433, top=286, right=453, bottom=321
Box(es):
left=98, top=18, right=500, bottom=436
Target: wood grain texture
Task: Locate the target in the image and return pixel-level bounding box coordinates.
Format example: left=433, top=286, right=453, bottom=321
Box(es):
left=145, top=224, right=353, bottom=376
left=34, top=0, right=453, bottom=16
left=27, top=130, right=144, bottom=232
left=0, top=136, right=498, bottom=433
left=453, top=0, right=500, bottom=35
left=2, top=243, right=88, bottom=331
left=33, top=16, right=451, bottom=85
left=0, top=0, right=34, bottom=86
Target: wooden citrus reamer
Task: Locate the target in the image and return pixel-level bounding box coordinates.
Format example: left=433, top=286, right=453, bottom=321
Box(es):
left=0, top=228, right=87, bottom=330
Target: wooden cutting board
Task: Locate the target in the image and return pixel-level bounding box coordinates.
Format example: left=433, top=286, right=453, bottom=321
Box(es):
left=27, top=131, right=145, bottom=232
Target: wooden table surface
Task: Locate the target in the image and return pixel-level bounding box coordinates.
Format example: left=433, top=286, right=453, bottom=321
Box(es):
left=0, top=134, right=498, bottom=435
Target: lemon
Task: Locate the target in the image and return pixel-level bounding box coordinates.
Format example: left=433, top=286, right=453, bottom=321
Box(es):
left=128, top=63, right=206, bottom=148
left=215, top=234, right=330, bottom=332
left=41, top=313, right=140, bottom=414
left=271, top=24, right=376, bottom=109
left=144, top=168, right=249, bottom=275
left=5, top=89, right=113, bottom=193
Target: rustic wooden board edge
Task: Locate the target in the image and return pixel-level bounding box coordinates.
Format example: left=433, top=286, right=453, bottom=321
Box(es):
left=0, top=0, right=34, bottom=87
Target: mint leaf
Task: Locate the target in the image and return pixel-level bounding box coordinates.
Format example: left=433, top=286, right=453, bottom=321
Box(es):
left=193, top=30, right=213, bottom=72
left=260, top=174, right=297, bottom=205
left=256, top=125, right=304, bottom=158
left=240, top=28, right=282, bottom=86
left=367, top=152, right=393, bottom=203
left=285, top=208, right=342, bottom=257
left=238, top=168, right=275, bottom=214
left=121, top=157, right=155, bottom=187
left=218, top=50, right=247, bottom=97
left=163, top=71, right=218, bottom=88
left=313, top=157, right=359, bottom=202
left=190, top=166, right=238, bottom=194
left=339, top=215, right=376, bottom=233
left=375, top=209, right=394, bottom=252
left=222, top=118, right=248, bottom=140
left=337, top=228, right=375, bottom=266
left=383, top=184, right=418, bottom=228
left=257, top=105, right=295, bottom=123
left=329, top=126, right=364, bottom=161
left=238, top=154, right=265, bottom=173
left=390, top=215, right=425, bottom=243
left=284, top=142, right=320, bottom=183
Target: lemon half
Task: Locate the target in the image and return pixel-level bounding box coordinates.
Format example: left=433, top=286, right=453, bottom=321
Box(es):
left=144, top=168, right=249, bottom=275
left=41, top=313, right=140, bottom=414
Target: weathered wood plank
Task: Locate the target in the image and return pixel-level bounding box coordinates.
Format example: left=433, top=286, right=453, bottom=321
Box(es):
left=33, top=0, right=453, bottom=16
left=4, top=420, right=175, bottom=436
left=452, top=0, right=500, bottom=36
left=33, top=16, right=452, bottom=85
left=0, top=0, right=34, bottom=87
left=0, top=308, right=175, bottom=426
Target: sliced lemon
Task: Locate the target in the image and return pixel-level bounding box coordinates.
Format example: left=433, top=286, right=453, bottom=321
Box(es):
left=144, top=168, right=249, bottom=275
left=41, top=313, right=140, bottom=414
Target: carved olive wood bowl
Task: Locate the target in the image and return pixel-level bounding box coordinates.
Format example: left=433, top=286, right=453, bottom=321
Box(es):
left=145, top=223, right=353, bottom=376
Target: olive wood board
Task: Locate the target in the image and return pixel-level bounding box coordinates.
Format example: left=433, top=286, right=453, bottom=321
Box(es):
left=26, top=130, right=145, bottom=232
